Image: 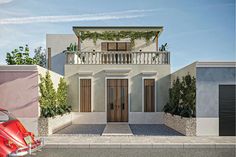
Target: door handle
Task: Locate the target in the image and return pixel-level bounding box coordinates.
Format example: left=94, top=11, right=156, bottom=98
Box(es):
left=122, top=103, right=125, bottom=110
left=110, top=103, right=114, bottom=110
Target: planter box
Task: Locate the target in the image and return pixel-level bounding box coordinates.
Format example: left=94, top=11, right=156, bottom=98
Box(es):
left=38, top=113, right=72, bottom=136
left=164, top=113, right=196, bottom=136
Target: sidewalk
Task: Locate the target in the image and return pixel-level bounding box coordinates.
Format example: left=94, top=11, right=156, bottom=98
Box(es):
left=42, top=135, right=236, bottom=149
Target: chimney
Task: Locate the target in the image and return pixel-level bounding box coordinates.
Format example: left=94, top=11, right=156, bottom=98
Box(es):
left=47, top=48, right=51, bottom=70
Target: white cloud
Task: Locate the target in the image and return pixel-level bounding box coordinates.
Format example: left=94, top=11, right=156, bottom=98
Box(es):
left=0, top=0, right=13, bottom=5
left=0, top=10, right=151, bottom=25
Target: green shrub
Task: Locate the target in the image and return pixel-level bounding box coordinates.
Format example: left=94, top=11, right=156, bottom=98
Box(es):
left=163, top=74, right=196, bottom=118
left=56, top=78, right=71, bottom=116
left=39, top=72, right=71, bottom=118
left=39, top=71, right=57, bottom=118
left=40, top=106, right=57, bottom=118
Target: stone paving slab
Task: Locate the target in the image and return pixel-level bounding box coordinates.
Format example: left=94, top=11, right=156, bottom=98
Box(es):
left=102, top=124, right=133, bottom=136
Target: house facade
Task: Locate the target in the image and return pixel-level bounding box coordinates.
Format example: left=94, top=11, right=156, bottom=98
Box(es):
left=43, top=26, right=235, bottom=136
left=47, top=26, right=170, bottom=124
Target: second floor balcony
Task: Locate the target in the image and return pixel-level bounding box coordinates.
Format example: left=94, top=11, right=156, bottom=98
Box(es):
left=66, top=51, right=170, bottom=65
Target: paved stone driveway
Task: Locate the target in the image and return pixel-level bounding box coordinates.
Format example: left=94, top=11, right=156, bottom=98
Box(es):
left=55, top=124, right=182, bottom=136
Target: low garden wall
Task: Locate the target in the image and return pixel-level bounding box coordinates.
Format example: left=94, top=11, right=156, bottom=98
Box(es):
left=38, top=113, right=72, bottom=136
left=164, top=113, right=196, bottom=136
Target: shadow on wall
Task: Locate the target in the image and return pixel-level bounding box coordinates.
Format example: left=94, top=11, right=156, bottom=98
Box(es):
left=0, top=71, right=39, bottom=118
left=46, top=52, right=66, bottom=75
left=93, top=70, right=106, bottom=112
left=0, top=71, right=38, bottom=84
left=130, top=74, right=142, bottom=112
left=67, top=74, right=78, bottom=112
left=156, top=74, right=170, bottom=112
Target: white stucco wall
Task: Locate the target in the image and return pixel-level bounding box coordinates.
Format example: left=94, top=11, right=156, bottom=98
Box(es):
left=65, top=64, right=170, bottom=124
left=46, top=34, right=77, bottom=75
left=171, top=62, right=197, bottom=83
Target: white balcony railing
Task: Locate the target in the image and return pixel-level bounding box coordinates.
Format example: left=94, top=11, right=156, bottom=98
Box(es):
left=66, top=51, right=170, bottom=65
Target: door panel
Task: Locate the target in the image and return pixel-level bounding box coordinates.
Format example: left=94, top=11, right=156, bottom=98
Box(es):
left=144, top=79, right=155, bottom=112
left=107, top=80, right=116, bottom=122
left=80, top=79, right=91, bottom=112
left=116, top=80, right=122, bottom=122
left=107, top=79, right=128, bottom=122
left=219, top=85, right=236, bottom=136
left=121, top=79, right=128, bottom=122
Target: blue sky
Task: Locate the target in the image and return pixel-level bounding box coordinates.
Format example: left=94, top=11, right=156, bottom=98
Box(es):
left=0, top=0, right=235, bottom=71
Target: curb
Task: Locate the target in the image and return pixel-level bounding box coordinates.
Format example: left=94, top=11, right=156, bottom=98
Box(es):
left=44, top=143, right=236, bottom=149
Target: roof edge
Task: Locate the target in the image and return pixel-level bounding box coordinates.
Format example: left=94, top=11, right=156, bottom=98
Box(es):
left=196, top=61, right=236, bottom=68
left=73, top=26, right=164, bottom=36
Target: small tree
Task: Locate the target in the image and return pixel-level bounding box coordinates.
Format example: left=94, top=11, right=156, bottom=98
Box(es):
left=163, top=77, right=182, bottom=115
left=6, top=45, right=46, bottom=67
left=39, top=71, right=57, bottom=118
left=33, top=47, right=46, bottom=68
left=56, top=78, right=71, bottom=115
left=6, top=45, right=36, bottom=65
left=180, top=74, right=196, bottom=117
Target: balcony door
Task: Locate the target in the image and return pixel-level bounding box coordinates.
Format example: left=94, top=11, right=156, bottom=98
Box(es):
left=107, top=79, right=128, bottom=122
left=101, top=42, right=131, bottom=64
left=101, top=42, right=131, bottom=51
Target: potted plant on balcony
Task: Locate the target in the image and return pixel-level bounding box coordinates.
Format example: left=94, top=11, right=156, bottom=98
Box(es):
left=66, top=43, right=77, bottom=52
left=152, top=43, right=168, bottom=61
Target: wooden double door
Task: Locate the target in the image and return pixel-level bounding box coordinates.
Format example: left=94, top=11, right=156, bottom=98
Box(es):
left=107, top=79, right=128, bottom=122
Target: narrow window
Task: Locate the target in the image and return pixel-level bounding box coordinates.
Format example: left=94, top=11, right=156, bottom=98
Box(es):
left=80, top=79, right=91, bottom=112
left=144, top=79, right=155, bottom=112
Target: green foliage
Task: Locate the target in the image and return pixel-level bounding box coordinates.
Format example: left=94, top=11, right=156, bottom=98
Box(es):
left=39, top=71, right=57, bottom=118
left=39, top=72, right=71, bottom=118
left=180, top=74, right=196, bottom=116
left=56, top=78, right=72, bottom=116
left=66, top=43, right=77, bottom=52
left=6, top=45, right=46, bottom=67
left=6, top=45, right=36, bottom=65
left=33, top=47, right=46, bottom=68
left=159, top=43, right=168, bottom=51
left=163, top=74, right=196, bottom=117
left=79, top=31, right=156, bottom=49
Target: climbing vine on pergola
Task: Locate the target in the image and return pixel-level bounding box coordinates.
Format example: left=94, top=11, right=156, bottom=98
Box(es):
left=79, top=31, right=157, bottom=48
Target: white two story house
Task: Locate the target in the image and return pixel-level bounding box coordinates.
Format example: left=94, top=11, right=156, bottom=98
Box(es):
left=47, top=26, right=170, bottom=124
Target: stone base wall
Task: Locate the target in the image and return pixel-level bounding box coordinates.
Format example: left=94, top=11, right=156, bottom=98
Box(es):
left=164, top=113, right=196, bottom=136
left=38, top=113, right=72, bottom=136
